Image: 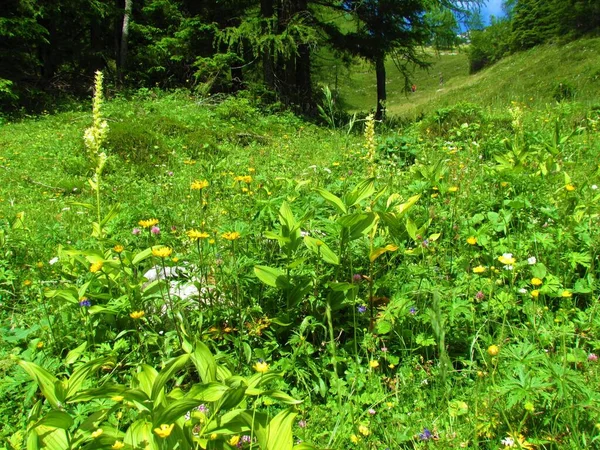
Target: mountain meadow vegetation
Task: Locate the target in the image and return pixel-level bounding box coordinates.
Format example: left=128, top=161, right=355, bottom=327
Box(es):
left=1, top=1, right=600, bottom=449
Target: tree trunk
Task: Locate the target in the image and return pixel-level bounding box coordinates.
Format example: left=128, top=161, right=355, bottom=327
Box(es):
left=295, top=0, right=312, bottom=112
left=261, top=0, right=275, bottom=89
left=117, top=0, right=133, bottom=86
left=375, top=55, right=386, bottom=121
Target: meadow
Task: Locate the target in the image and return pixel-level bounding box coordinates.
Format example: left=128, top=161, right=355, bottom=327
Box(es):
left=1, top=39, right=600, bottom=450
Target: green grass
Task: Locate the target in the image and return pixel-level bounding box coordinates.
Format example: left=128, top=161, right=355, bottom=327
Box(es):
left=1, top=42, right=600, bottom=450
left=316, top=37, right=600, bottom=118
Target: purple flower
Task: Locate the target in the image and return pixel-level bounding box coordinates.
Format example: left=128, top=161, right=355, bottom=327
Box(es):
left=168, top=171, right=174, bottom=176
left=589, top=353, right=598, bottom=362
left=381, top=346, right=388, bottom=353
left=475, top=291, right=485, bottom=300
left=368, top=408, right=376, bottom=415
left=419, top=428, right=432, bottom=441
left=421, top=239, right=430, bottom=248
left=132, top=227, right=141, bottom=235
left=79, top=299, right=91, bottom=307
left=353, top=273, right=362, bottom=283
left=409, top=307, right=417, bottom=315
left=357, top=305, right=367, bottom=313
left=298, top=420, right=307, bottom=428
left=151, top=226, right=160, bottom=235
left=197, top=404, right=208, bottom=413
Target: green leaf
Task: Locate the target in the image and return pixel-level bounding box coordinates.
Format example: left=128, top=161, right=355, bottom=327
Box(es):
left=124, top=419, right=159, bottom=450
left=189, top=340, right=217, bottom=383
left=260, top=390, right=303, bottom=405
left=187, top=382, right=230, bottom=402
left=345, top=178, right=375, bottom=208
left=263, top=408, right=298, bottom=450
left=316, top=188, right=347, bottom=214
left=279, top=201, right=298, bottom=230
left=151, top=354, right=190, bottom=401
left=135, top=365, right=158, bottom=398
left=154, top=398, right=206, bottom=427
left=254, top=265, right=288, bottom=288
left=31, top=411, right=73, bottom=430
left=67, top=384, right=127, bottom=403
left=18, top=360, right=64, bottom=409
left=338, top=213, right=376, bottom=241
left=64, top=342, right=87, bottom=365
left=369, top=244, right=399, bottom=263
left=132, top=247, right=153, bottom=266
left=67, top=357, right=113, bottom=399
left=100, top=203, right=121, bottom=228
left=32, top=426, right=69, bottom=450
left=264, top=231, right=289, bottom=244
left=303, top=236, right=339, bottom=265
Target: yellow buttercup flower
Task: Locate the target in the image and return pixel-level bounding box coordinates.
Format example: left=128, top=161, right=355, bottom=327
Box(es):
left=487, top=345, right=500, bottom=356
left=350, top=434, right=360, bottom=444
left=111, top=441, right=125, bottom=450
left=90, top=261, right=103, bottom=273
left=561, top=290, right=572, bottom=298
left=234, top=175, right=252, bottom=184
left=358, top=425, right=370, bottom=436
left=498, top=253, right=516, bottom=265
left=466, top=236, right=477, bottom=245
left=154, top=423, right=175, bottom=438
left=111, top=395, right=124, bottom=402
left=228, top=436, right=240, bottom=446
left=113, top=245, right=124, bottom=253
left=531, top=290, right=540, bottom=298
left=254, top=361, right=269, bottom=373
left=130, top=310, right=145, bottom=319
left=565, top=183, right=576, bottom=191
left=531, top=277, right=543, bottom=286
left=222, top=231, right=241, bottom=241
left=448, top=186, right=459, bottom=192
left=139, top=218, right=159, bottom=228
left=152, top=246, right=173, bottom=258
left=191, top=179, right=209, bottom=190
left=473, top=265, right=486, bottom=274
left=187, top=230, right=210, bottom=240
left=91, top=429, right=103, bottom=438
left=369, top=360, right=379, bottom=368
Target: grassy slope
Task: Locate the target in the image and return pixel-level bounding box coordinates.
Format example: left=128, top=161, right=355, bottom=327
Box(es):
left=316, top=37, right=600, bottom=118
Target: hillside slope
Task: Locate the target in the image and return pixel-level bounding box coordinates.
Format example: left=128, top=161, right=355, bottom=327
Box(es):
left=318, top=37, right=600, bottom=118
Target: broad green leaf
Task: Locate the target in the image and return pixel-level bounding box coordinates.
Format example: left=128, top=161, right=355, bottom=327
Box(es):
left=395, top=194, right=420, bottom=217
left=369, top=244, right=399, bottom=263
left=33, top=426, right=69, bottom=450
left=316, top=188, right=347, bottom=214
left=100, top=203, right=121, bottom=228
left=67, top=384, right=128, bottom=403
left=136, top=365, right=158, bottom=398
left=279, top=201, right=298, bottom=230
left=189, top=340, right=217, bottom=383
left=218, top=384, right=248, bottom=410
left=132, top=247, right=153, bottom=266
left=203, top=409, right=250, bottom=435
left=264, top=231, right=289, bottom=244
left=303, top=236, right=339, bottom=265
left=18, top=360, right=64, bottom=409
left=151, top=354, right=190, bottom=401
left=187, top=382, right=230, bottom=402
left=154, top=398, right=206, bottom=426
left=254, top=265, right=288, bottom=288
left=124, top=420, right=159, bottom=450
left=345, top=178, right=375, bottom=208
left=376, top=320, right=393, bottom=335
left=406, top=217, right=417, bottom=240
left=31, top=411, right=74, bottom=430
left=67, top=357, right=113, bottom=399
left=261, top=390, right=303, bottom=405
left=338, top=213, right=376, bottom=241
left=264, top=408, right=298, bottom=450
left=64, top=342, right=87, bottom=365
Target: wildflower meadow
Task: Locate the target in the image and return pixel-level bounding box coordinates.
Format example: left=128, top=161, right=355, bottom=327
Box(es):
left=1, top=70, right=600, bottom=450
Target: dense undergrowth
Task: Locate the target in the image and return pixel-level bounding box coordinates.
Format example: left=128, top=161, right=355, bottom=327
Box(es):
left=1, top=77, right=600, bottom=449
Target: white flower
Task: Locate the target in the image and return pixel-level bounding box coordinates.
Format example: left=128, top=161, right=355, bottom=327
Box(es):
left=527, top=256, right=537, bottom=265
left=501, top=436, right=515, bottom=447
left=519, top=288, right=527, bottom=294
left=592, top=185, right=598, bottom=190
left=49, top=257, right=59, bottom=265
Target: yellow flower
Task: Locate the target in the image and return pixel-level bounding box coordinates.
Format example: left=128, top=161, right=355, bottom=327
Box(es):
left=448, top=186, right=459, bottom=192
left=531, top=277, right=543, bottom=286
left=222, top=231, right=241, bottom=241
left=152, top=246, right=173, bottom=258
left=228, top=436, right=240, bottom=446
left=154, top=423, right=175, bottom=439
left=90, top=261, right=103, bottom=273
left=358, top=425, right=370, bottom=436
left=487, top=345, right=500, bottom=356
left=139, top=218, right=159, bottom=228
left=113, top=245, right=124, bottom=253
left=23, top=279, right=32, bottom=286
left=191, top=179, right=209, bottom=190
left=111, top=395, right=124, bottom=402
left=466, top=236, right=477, bottom=245
left=531, top=290, right=540, bottom=298
left=130, top=310, right=145, bottom=319
left=369, top=360, right=379, bottom=368
left=565, top=183, right=576, bottom=191
left=36, top=341, right=44, bottom=349
left=111, top=441, right=125, bottom=450
left=234, top=175, right=253, bottom=184
left=500, top=181, right=509, bottom=187
left=210, top=433, right=218, bottom=440
left=91, top=429, right=103, bottom=439
left=561, top=290, right=572, bottom=298
left=248, top=167, right=256, bottom=173
left=473, top=265, right=486, bottom=274
left=498, top=253, right=516, bottom=265
left=187, top=230, right=210, bottom=240
left=36, top=261, right=44, bottom=268
left=350, top=434, right=360, bottom=444
left=253, top=361, right=269, bottom=373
